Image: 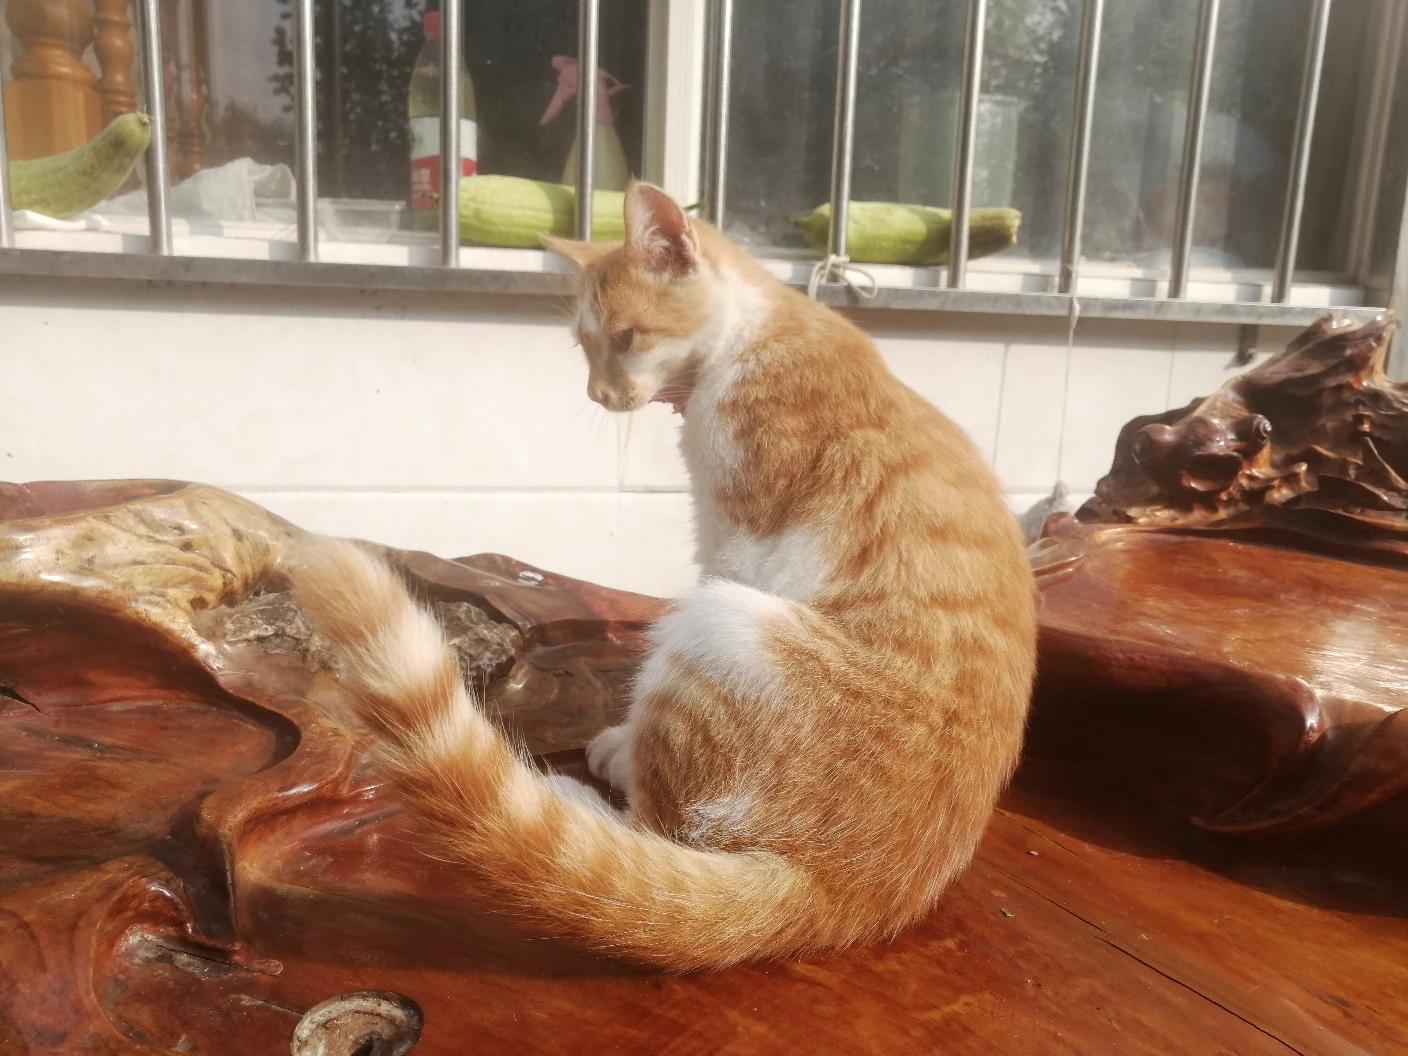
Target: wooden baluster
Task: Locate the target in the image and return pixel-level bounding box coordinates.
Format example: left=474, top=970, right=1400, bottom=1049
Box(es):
left=157, top=0, right=206, bottom=180
left=158, top=0, right=184, bottom=179
left=3, top=0, right=102, bottom=160
left=179, top=0, right=207, bottom=175
left=92, top=0, right=137, bottom=122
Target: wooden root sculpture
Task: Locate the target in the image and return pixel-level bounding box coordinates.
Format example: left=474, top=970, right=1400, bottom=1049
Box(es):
left=1079, top=312, right=1408, bottom=553
left=1031, top=311, right=1408, bottom=837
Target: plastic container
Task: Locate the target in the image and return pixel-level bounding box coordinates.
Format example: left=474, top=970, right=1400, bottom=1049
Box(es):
left=317, top=198, right=408, bottom=242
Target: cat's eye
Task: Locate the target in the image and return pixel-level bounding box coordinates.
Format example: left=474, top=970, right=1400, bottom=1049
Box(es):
left=609, top=328, right=636, bottom=355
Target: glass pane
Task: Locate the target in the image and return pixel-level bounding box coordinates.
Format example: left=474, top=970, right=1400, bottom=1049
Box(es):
left=0, top=0, right=1384, bottom=277
left=1086, top=0, right=1379, bottom=274
left=464, top=0, right=647, bottom=185
left=721, top=0, right=843, bottom=249
left=1302, top=0, right=1375, bottom=276
left=314, top=1, right=646, bottom=227
left=311, top=0, right=648, bottom=244
left=0, top=0, right=648, bottom=248
left=197, top=0, right=297, bottom=234
left=1367, top=6, right=1408, bottom=283
left=723, top=0, right=1379, bottom=275
left=723, top=1, right=963, bottom=252
left=1199, top=0, right=1374, bottom=275
left=724, top=0, right=1076, bottom=263
left=1, top=0, right=154, bottom=222
left=974, top=0, right=1079, bottom=263
left=1079, top=0, right=1198, bottom=267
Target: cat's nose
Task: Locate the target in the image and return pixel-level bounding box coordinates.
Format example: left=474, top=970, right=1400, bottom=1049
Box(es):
left=588, top=381, right=609, bottom=405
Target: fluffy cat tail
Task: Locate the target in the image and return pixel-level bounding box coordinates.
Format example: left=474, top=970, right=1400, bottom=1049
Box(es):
left=290, top=539, right=817, bottom=971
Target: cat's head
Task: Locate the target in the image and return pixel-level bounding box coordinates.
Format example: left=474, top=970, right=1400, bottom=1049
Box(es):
left=543, top=182, right=712, bottom=413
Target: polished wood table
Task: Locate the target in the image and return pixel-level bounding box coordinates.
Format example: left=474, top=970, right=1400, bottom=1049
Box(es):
left=1, top=475, right=1403, bottom=1055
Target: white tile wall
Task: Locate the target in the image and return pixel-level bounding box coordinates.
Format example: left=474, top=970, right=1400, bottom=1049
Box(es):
left=993, top=343, right=1070, bottom=493
left=618, top=403, right=689, bottom=491
left=871, top=322, right=1006, bottom=462
left=616, top=491, right=697, bottom=598
left=1059, top=340, right=1174, bottom=489
left=1, top=275, right=1288, bottom=597
left=1167, top=322, right=1297, bottom=407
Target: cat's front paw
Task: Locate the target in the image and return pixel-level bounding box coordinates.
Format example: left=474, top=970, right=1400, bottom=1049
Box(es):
left=585, top=724, right=634, bottom=794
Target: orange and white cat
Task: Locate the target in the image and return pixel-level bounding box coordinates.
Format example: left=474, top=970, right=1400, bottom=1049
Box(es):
left=293, top=182, right=1037, bottom=971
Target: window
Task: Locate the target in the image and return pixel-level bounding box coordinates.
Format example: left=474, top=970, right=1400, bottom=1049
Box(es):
left=306, top=2, right=649, bottom=218
left=1, top=0, right=1405, bottom=327
left=724, top=0, right=1371, bottom=270
left=0, top=1, right=647, bottom=253
left=718, top=0, right=1403, bottom=306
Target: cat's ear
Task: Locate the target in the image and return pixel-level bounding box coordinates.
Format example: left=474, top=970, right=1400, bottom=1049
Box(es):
left=624, top=180, right=699, bottom=278
left=540, top=234, right=606, bottom=271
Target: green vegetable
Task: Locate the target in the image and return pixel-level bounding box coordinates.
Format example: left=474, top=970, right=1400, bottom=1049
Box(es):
left=790, top=201, right=1021, bottom=266
left=457, top=175, right=626, bottom=247
left=10, top=113, right=151, bottom=219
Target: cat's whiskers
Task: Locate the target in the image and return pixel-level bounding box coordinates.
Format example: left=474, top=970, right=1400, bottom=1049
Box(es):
left=548, top=290, right=579, bottom=325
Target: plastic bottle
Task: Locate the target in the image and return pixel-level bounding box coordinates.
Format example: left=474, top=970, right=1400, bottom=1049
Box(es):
left=408, top=10, right=478, bottom=227
left=539, top=56, right=630, bottom=191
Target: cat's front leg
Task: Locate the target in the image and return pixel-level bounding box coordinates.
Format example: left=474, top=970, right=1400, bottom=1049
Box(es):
left=585, top=723, right=635, bottom=794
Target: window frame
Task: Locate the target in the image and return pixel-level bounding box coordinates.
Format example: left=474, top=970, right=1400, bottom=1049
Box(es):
left=0, top=0, right=1404, bottom=346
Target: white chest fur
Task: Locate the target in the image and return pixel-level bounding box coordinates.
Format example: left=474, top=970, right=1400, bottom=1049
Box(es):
left=679, top=353, right=831, bottom=604
left=680, top=362, right=738, bottom=576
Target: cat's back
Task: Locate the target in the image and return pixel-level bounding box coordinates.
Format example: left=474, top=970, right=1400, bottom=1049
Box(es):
left=700, top=289, right=1028, bottom=603
left=777, top=315, right=1036, bottom=679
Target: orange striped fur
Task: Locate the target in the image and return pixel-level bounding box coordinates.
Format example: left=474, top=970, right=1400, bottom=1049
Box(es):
left=292, top=182, right=1036, bottom=970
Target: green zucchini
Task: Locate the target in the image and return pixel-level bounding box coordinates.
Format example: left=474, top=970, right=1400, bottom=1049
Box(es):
left=10, top=113, right=152, bottom=219
left=790, top=201, right=1021, bottom=266
left=458, top=175, right=626, bottom=247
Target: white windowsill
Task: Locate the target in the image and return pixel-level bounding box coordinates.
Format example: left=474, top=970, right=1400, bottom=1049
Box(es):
left=5, top=219, right=1374, bottom=315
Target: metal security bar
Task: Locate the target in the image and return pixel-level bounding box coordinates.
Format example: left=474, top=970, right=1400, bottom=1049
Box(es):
left=948, top=0, right=986, bottom=289
left=294, top=0, right=318, bottom=262
left=1058, top=0, right=1104, bottom=295
left=575, top=0, right=601, bottom=240
left=822, top=0, right=863, bottom=268
left=137, top=0, right=172, bottom=255
left=440, top=0, right=464, bottom=264
left=702, top=0, right=734, bottom=227
left=1272, top=0, right=1334, bottom=303
left=1168, top=0, right=1220, bottom=299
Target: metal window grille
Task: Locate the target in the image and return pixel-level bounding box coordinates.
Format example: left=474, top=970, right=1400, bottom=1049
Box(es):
left=796, top=0, right=1339, bottom=306
left=0, top=0, right=1395, bottom=334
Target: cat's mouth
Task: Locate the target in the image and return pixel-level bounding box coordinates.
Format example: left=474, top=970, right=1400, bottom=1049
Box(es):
left=651, top=392, right=689, bottom=416
left=650, top=377, right=694, bottom=417
left=591, top=383, right=687, bottom=414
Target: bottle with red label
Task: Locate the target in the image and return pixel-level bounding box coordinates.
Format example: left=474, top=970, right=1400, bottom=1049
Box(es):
left=408, top=9, right=477, bottom=227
